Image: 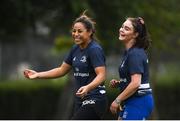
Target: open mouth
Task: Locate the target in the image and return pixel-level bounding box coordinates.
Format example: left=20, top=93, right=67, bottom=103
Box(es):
left=74, top=38, right=81, bottom=41
left=120, top=34, right=125, bottom=38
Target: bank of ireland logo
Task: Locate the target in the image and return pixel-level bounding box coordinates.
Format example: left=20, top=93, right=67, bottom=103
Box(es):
left=80, top=56, right=87, bottom=63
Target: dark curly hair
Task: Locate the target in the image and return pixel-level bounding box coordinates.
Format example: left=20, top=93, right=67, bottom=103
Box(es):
left=127, top=17, right=152, bottom=50
left=72, top=10, right=96, bottom=40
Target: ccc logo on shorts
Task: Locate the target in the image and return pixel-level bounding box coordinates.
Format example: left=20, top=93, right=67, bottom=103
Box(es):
left=82, top=99, right=96, bottom=106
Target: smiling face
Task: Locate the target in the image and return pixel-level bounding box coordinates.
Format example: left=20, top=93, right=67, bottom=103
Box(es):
left=72, top=22, right=92, bottom=48
left=119, top=19, right=138, bottom=43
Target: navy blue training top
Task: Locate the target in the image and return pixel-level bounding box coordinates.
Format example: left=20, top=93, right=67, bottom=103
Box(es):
left=64, top=40, right=106, bottom=100
left=118, top=47, right=152, bottom=96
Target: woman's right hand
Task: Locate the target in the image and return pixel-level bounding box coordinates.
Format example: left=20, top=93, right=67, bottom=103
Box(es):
left=109, top=79, right=120, bottom=88
left=24, top=69, right=39, bottom=79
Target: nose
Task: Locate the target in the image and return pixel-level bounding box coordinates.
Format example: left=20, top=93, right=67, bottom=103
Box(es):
left=72, top=30, right=78, bottom=36
left=119, top=27, right=123, bottom=32
left=73, top=31, right=78, bottom=36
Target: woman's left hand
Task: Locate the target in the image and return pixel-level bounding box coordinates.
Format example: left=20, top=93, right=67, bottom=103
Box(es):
left=76, top=86, right=89, bottom=98
left=110, top=100, right=122, bottom=114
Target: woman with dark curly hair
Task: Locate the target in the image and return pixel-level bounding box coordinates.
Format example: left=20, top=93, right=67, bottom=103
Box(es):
left=109, top=17, right=154, bottom=120
left=24, top=11, right=108, bottom=120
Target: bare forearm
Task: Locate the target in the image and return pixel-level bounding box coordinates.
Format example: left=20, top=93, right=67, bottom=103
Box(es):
left=117, top=74, right=141, bottom=101
left=75, top=67, right=106, bottom=98
left=117, top=82, right=139, bottom=101
left=37, top=67, right=64, bottom=79
left=87, top=72, right=105, bottom=91
left=37, top=62, right=71, bottom=79
left=86, top=67, right=106, bottom=91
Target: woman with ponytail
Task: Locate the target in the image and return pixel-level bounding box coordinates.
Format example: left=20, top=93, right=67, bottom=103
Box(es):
left=24, top=11, right=108, bottom=119
left=109, top=17, right=154, bottom=120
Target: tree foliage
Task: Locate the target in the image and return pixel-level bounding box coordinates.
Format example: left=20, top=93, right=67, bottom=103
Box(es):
left=1, top=0, right=179, bottom=56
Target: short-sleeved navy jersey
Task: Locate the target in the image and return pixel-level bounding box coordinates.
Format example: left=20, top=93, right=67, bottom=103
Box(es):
left=118, top=47, right=152, bottom=96
left=64, top=40, right=106, bottom=100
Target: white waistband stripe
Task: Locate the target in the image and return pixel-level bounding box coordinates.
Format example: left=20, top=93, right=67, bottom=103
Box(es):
left=138, top=83, right=150, bottom=89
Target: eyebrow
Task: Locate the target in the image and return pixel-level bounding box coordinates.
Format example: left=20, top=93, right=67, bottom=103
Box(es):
left=123, top=24, right=132, bottom=30
left=71, top=28, right=87, bottom=32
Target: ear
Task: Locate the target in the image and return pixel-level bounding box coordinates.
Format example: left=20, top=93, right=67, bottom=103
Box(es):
left=88, top=30, right=93, bottom=36
left=134, top=32, right=139, bottom=38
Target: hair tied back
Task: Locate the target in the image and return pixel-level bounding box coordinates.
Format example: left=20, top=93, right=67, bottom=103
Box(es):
left=138, top=17, right=145, bottom=24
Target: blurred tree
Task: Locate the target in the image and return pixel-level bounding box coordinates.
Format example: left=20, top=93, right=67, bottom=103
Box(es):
left=1, top=0, right=179, bottom=55
left=0, top=0, right=74, bottom=42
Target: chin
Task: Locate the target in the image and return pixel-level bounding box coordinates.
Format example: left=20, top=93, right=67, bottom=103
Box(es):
left=119, top=37, right=124, bottom=41
left=74, top=40, right=81, bottom=43
left=75, top=42, right=82, bottom=45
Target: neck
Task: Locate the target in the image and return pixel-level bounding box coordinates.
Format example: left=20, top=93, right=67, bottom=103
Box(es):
left=79, top=39, right=92, bottom=49
left=125, top=39, right=135, bottom=50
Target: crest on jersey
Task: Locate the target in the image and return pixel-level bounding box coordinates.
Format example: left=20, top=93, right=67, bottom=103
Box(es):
left=80, top=56, right=87, bottom=63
